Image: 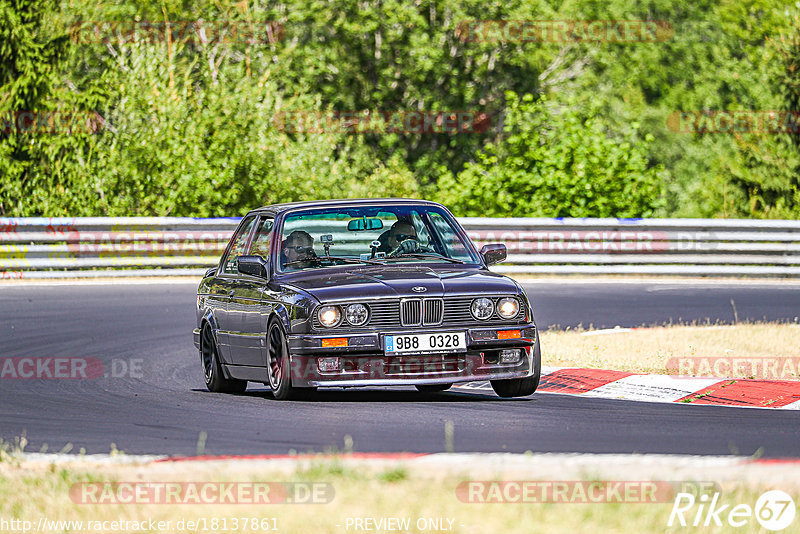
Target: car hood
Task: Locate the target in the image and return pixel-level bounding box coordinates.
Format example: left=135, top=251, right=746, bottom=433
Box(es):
left=282, top=266, right=520, bottom=302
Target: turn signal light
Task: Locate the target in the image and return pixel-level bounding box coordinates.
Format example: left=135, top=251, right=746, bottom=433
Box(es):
left=497, top=330, right=522, bottom=339
left=321, top=337, right=348, bottom=348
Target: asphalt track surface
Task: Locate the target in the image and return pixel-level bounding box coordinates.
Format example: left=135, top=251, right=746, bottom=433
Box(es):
left=1, top=280, right=799, bottom=457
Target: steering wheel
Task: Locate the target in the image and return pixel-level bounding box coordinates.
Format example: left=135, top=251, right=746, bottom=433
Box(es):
left=387, top=239, right=431, bottom=258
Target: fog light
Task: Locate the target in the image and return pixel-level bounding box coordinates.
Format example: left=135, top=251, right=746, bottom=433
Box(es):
left=499, top=349, right=522, bottom=364
left=318, top=357, right=340, bottom=372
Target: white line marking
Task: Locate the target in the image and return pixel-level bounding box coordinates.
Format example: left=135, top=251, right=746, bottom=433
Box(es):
left=581, top=327, right=634, bottom=336
left=583, top=375, right=721, bottom=403
left=780, top=399, right=800, bottom=410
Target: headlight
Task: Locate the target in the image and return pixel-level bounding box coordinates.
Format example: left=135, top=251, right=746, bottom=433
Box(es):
left=497, top=297, right=520, bottom=319
left=317, top=305, right=342, bottom=328
left=471, top=297, right=494, bottom=320
left=345, top=303, right=369, bottom=326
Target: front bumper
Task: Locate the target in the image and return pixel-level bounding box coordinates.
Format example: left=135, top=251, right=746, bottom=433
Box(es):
left=287, top=325, right=536, bottom=387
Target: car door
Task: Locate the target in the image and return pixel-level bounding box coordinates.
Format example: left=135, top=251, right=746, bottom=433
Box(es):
left=227, top=215, right=276, bottom=367
left=215, top=215, right=258, bottom=362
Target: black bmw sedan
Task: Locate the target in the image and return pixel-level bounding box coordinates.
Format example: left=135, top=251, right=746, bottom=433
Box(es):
left=193, top=198, right=541, bottom=399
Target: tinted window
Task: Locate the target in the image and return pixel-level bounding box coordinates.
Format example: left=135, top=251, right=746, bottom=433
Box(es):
left=428, top=211, right=473, bottom=259
left=278, top=204, right=479, bottom=272
left=250, top=217, right=274, bottom=259
left=221, top=216, right=257, bottom=275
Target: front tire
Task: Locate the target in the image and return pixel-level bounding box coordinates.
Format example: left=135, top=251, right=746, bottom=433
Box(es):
left=490, top=337, right=541, bottom=398
left=266, top=319, right=300, bottom=400
left=200, top=325, right=247, bottom=394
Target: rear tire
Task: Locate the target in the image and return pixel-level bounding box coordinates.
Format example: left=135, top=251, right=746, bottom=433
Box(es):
left=415, top=384, right=452, bottom=393
left=266, top=319, right=300, bottom=400
left=490, top=337, right=541, bottom=398
left=200, top=325, right=247, bottom=394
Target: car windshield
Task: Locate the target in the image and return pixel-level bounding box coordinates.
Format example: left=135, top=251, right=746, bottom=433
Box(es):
left=277, top=204, right=481, bottom=272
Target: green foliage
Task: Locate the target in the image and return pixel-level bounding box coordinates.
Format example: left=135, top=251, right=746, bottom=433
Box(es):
left=86, top=38, right=416, bottom=216
left=562, top=0, right=799, bottom=218
left=438, top=93, right=663, bottom=217
left=2, top=2, right=419, bottom=216
left=269, top=0, right=555, bottom=184
left=0, top=0, right=798, bottom=218
left=0, top=0, right=111, bottom=215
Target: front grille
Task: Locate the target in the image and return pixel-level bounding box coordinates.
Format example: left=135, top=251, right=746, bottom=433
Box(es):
left=400, top=298, right=443, bottom=326
left=423, top=298, right=443, bottom=326
left=312, top=295, right=527, bottom=331
left=400, top=299, right=422, bottom=326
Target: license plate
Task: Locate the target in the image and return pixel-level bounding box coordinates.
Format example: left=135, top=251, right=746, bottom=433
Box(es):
left=384, top=332, right=466, bottom=355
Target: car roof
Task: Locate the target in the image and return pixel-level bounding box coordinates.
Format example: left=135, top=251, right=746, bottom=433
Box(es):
left=247, top=198, right=444, bottom=216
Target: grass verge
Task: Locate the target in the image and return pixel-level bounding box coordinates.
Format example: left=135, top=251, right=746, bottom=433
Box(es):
left=540, top=322, right=800, bottom=377
left=1, top=455, right=799, bottom=534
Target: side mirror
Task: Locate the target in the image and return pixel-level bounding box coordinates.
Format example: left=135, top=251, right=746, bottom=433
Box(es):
left=237, top=255, right=270, bottom=279
left=480, top=243, right=507, bottom=266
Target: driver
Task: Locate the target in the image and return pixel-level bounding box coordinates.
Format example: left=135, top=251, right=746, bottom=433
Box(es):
left=281, top=230, right=317, bottom=270
left=380, top=221, right=422, bottom=255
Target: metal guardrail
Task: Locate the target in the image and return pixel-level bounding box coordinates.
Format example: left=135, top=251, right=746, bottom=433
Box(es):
left=1, top=217, right=799, bottom=278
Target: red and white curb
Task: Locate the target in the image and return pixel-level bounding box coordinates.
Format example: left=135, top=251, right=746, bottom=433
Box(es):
left=455, top=367, right=800, bottom=409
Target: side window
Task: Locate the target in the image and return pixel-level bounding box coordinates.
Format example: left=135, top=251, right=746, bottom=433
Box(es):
left=410, top=212, right=433, bottom=249
left=221, top=216, right=257, bottom=275
left=250, top=217, right=274, bottom=259
left=429, top=212, right=471, bottom=260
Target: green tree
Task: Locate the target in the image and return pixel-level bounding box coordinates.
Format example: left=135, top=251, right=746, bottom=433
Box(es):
left=0, top=0, right=111, bottom=215
left=73, top=36, right=419, bottom=216
left=437, top=92, right=663, bottom=217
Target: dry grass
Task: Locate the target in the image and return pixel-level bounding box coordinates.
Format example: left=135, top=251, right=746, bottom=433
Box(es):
left=541, top=322, right=800, bottom=377
left=1, top=455, right=799, bottom=534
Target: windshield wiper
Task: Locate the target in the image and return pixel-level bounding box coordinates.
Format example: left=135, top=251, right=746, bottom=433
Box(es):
left=388, top=252, right=465, bottom=264
left=284, top=255, right=385, bottom=267
left=319, top=254, right=385, bottom=266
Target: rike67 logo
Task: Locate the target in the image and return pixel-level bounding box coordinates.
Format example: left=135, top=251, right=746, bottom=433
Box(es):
left=668, top=490, right=796, bottom=531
